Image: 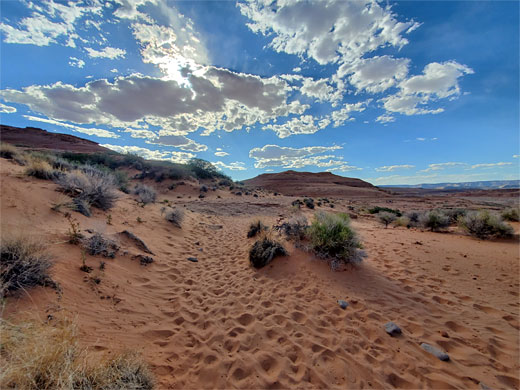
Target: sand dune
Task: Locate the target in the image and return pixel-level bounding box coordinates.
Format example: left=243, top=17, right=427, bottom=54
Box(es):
left=1, top=158, right=519, bottom=389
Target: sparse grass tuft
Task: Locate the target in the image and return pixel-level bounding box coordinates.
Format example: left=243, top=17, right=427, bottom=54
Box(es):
left=82, top=233, right=119, bottom=258
left=247, top=220, right=267, bottom=238
left=419, top=210, right=450, bottom=232
left=501, top=207, right=519, bottom=222
left=164, top=208, right=185, bottom=228
left=25, top=159, right=59, bottom=180
left=249, top=235, right=287, bottom=268
left=308, top=212, right=365, bottom=268
left=0, top=235, right=56, bottom=297
left=133, top=184, right=156, bottom=205
left=458, top=210, right=514, bottom=239
left=0, top=143, right=20, bottom=160
left=0, top=318, right=154, bottom=390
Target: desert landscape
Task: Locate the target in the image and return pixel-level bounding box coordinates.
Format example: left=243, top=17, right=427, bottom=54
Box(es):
left=1, top=128, right=518, bottom=389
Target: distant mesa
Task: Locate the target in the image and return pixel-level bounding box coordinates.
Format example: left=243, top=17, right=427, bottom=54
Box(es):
left=244, top=170, right=388, bottom=197
left=0, top=124, right=109, bottom=153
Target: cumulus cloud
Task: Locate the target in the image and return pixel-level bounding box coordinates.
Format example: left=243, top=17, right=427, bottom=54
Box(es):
left=249, top=144, right=348, bottom=169
left=0, top=103, right=16, bottom=113
left=238, top=0, right=419, bottom=66
left=215, top=151, right=229, bottom=157
left=213, top=161, right=247, bottom=171
left=23, top=115, right=119, bottom=139
left=69, top=57, right=85, bottom=68
left=263, top=115, right=326, bottom=138
left=420, top=162, right=466, bottom=172
left=376, top=114, right=395, bottom=123
left=148, top=135, right=207, bottom=152
left=375, top=164, right=415, bottom=172
left=85, top=46, right=126, bottom=59
left=101, top=143, right=194, bottom=163
left=514, top=155, right=519, bottom=158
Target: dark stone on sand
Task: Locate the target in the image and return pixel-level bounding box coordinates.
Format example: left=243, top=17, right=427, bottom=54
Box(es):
left=384, top=322, right=402, bottom=336
left=420, top=343, right=450, bottom=361
left=338, top=300, right=349, bottom=309
left=187, top=257, right=198, bottom=262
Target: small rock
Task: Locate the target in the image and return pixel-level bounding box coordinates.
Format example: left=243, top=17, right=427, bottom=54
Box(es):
left=338, top=300, right=349, bottom=309
left=384, top=322, right=402, bottom=336
left=195, top=242, right=200, bottom=246
left=479, top=382, right=492, bottom=390
left=420, top=343, right=450, bottom=361
left=187, top=257, right=198, bottom=262
left=441, top=331, right=450, bottom=338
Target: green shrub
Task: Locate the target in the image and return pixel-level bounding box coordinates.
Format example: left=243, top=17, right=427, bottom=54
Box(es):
left=308, top=212, right=365, bottom=266
left=0, top=236, right=56, bottom=297
left=459, top=211, right=514, bottom=239
left=501, top=207, right=519, bottom=222
left=377, top=211, right=396, bottom=228
left=419, top=210, right=450, bottom=232
left=249, top=237, right=287, bottom=268
left=368, top=206, right=402, bottom=217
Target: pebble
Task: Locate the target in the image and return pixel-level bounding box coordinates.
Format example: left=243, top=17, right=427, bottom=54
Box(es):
left=338, top=300, right=349, bottom=309
left=187, top=257, right=198, bottom=262
left=384, top=322, right=402, bottom=336
left=420, top=343, right=450, bottom=361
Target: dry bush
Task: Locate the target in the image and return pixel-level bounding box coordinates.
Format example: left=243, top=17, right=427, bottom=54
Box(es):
left=25, top=159, right=60, bottom=180
left=419, top=210, right=450, bottom=232
left=0, top=318, right=154, bottom=389
left=459, top=210, right=514, bottom=239
left=405, top=211, right=422, bottom=227
left=501, top=207, right=519, bottom=222
left=247, top=220, right=267, bottom=238
left=277, top=214, right=308, bottom=240
left=393, top=216, right=411, bottom=228
left=57, top=169, right=118, bottom=211
left=82, top=233, right=119, bottom=258
left=308, top=212, right=365, bottom=267
left=249, top=234, right=287, bottom=268
left=0, top=143, right=20, bottom=160
left=377, top=211, right=396, bottom=228
left=164, top=208, right=184, bottom=228
left=0, top=235, right=56, bottom=297
left=133, top=184, right=156, bottom=205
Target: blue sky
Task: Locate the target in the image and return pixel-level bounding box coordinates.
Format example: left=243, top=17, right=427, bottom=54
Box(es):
left=0, top=0, right=518, bottom=184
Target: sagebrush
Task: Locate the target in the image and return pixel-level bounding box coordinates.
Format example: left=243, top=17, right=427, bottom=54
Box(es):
left=459, top=211, right=514, bottom=239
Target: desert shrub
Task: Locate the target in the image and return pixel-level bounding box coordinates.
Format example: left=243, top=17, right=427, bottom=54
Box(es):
left=188, top=158, right=228, bottom=180
left=113, top=170, right=130, bottom=193
left=278, top=215, right=308, bottom=240
left=368, top=206, right=402, bottom=217
left=249, top=236, right=287, bottom=268
left=419, top=210, right=450, bottom=232
left=405, top=211, right=422, bottom=227
left=247, top=220, right=267, bottom=238
left=0, top=143, right=20, bottom=159
left=218, top=178, right=233, bottom=187
left=51, top=157, right=75, bottom=171
left=501, top=207, right=520, bottom=222
left=72, top=198, right=92, bottom=217
left=83, top=233, right=119, bottom=258
left=442, top=208, right=467, bottom=224
left=459, top=211, right=514, bottom=239
left=291, top=199, right=303, bottom=208
left=0, top=318, right=154, bottom=390
left=308, top=212, right=365, bottom=266
left=25, top=159, right=61, bottom=180
left=133, top=184, right=156, bottom=205
left=378, top=211, right=397, bottom=228
left=200, top=185, right=208, bottom=193
left=165, top=208, right=184, bottom=228
left=57, top=169, right=118, bottom=211
left=0, top=236, right=55, bottom=297
left=303, top=197, right=315, bottom=209
left=393, top=216, right=411, bottom=228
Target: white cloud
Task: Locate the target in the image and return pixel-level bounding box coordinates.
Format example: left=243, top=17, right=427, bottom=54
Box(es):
left=329, top=101, right=368, bottom=127
left=0, top=103, right=16, bottom=113
left=513, top=155, right=519, bottom=158
left=101, top=143, right=194, bottom=163
left=420, top=162, right=466, bottom=172
left=124, top=128, right=157, bottom=139
left=292, top=67, right=301, bottom=72
left=69, top=57, right=85, bottom=68
left=300, top=78, right=335, bottom=103
left=85, top=46, right=126, bottom=59
left=416, top=137, right=426, bottom=141
left=238, top=1, right=419, bottom=66
left=23, top=115, right=119, bottom=139
left=214, top=151, right=229, bottom=157
left=470, top=162, right=513, bottom=169
left=213, top=161, right=247, bottom=171
left=263, top=115, right=322, bottom=138
left=368, top=172, right=518, bottom=186
left=249, top=144, right=345, bottom=169
left=147, top=134, right=207, bottom=152
left=375, top=164, right=415, bottom=172
left=376, top=114, right=395, bottom=123
left=110, top=68, right=119, bottom=73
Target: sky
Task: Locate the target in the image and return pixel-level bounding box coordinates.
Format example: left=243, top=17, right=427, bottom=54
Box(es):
left=0, top=0, right=518, bottom=185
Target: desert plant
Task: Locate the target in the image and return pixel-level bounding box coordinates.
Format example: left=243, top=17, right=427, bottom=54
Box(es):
left=200, top=185, right=208, bottom=193
left=25, top=159, right=59, bottom=180
left=249, top=236, right=287, bottom=268
left=65, top=213, right=83, bottom=244
left=0, top=318, right=154, bottom=389
left=247, top=220, right=267, bottom=238
left=82, top=233, right=119, bottom=258
left=368, top=206, right=402, bottom=216
left=165, top=208, right=184, bottom=228
left=0, top=235, right=56, bottom=297
left=57, top=169, right=118, bottom=211
left=442, top=208, right=468, bottom=224
left=459, top=210, right=514, bottom=239
left=393, top=216, right=411, bottom=228
left=377, top=211, right=397, bottom=228
left=501, top=207, right=520, bottom=222
left=419, top=210, right=451, bottom=232
left=277, top=215, right=309, bottom=240
left=0, top=143, right=20, bottom=160
left=405, top=211, right=422, bottom=227
left=308, top=212, right=365, bottom=266
left=133, top=184, right=156, bottom=205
